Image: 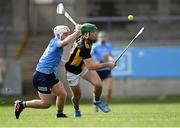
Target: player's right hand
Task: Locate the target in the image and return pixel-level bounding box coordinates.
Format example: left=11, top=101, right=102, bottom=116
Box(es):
left=75, top=24, right=81, bottom=32
left=107, top=61, right=116, bottom=69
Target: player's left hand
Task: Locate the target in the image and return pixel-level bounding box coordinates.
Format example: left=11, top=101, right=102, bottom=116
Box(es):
left=107, top=61, right=116, bottom=69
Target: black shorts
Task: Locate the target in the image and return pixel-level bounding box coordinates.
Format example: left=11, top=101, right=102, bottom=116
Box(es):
left=33, top=71, right=59, bottom=94
left=96, top=70, right=111, bottom=80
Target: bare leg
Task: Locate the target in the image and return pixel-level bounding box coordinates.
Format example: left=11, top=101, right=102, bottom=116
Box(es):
left=103, top=78, right=112, bottom=104
left=52, top=81, right=67, bottom=113
left=25, top=92, right=52, bottom=109
left=83, top=70, right=102, bottom=101
left=15, top=88, right=52, bottom=119
left=70, top=85, right=81, bottom=110
left=83, top=70, right=109, bottom=113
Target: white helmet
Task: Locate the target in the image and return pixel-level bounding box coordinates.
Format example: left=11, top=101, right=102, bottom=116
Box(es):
left=53, top=25, right=70, bottom=37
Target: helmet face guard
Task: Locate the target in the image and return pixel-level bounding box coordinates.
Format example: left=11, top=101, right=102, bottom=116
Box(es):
left=81, top=23, right=98, bottom=40
left=53, top=25, right=70, bottom=37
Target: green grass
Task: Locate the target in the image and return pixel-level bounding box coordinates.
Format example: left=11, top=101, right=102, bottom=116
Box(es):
left=1, top=96, right=180, bottom=127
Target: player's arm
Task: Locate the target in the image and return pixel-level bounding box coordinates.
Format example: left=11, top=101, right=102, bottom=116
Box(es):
left=84, top=58, right=115, bottom=70
left=58, top=24, right=81, bottom=47
left=81, top=44, right=115, bottom=70
left=60, top=58, right=66, bottom=67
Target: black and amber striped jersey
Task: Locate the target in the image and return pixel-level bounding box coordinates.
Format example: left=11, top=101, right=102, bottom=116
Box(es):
left=65, top=36, right=92, bottom=75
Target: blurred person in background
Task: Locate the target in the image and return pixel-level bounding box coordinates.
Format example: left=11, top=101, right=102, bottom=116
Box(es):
left=14, top=24, right=81, bottom=119
left=65, top=23, right=115, bottom=117
left=91, top=31, right=114, bottom=111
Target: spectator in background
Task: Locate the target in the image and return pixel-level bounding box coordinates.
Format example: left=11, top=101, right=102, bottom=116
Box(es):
left=91, top=31, right=114, bottom=111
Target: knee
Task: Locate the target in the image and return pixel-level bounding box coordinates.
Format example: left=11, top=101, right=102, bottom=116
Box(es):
left=58, top=87, right=67, bottom=99
left=61, top=91, right=67, bottom=99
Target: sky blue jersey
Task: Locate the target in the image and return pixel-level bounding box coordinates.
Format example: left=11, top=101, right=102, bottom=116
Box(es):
left=91, top=41, right=112, bottom=71
left=36, top=37, right=63, bottom=74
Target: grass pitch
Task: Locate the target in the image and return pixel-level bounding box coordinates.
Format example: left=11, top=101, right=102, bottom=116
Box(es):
left=0, top=97, right=180, bottom=127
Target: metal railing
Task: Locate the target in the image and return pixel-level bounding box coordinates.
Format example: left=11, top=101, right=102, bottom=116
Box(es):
left=76, top=16, right=180, bottom=22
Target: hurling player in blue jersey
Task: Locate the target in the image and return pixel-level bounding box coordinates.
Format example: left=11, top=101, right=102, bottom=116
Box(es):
left=91, top=31, right=114, bottom=111
left=14, top=24, right=81, bottom=119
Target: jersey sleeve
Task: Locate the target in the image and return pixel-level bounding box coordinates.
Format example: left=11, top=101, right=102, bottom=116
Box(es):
left=79, top=46, right=91, bottom=59
left=56, top=40, right=63, bottom=48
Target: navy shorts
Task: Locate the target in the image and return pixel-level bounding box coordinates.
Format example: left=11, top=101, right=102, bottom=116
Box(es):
left=96, top=70, right=111, bottom=80
left=33, top=71, right=59, bottom=94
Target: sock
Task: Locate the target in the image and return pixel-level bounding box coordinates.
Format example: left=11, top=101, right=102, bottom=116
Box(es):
left=95, top=96, right=100, bottom=102
left=22, top=101, right=26, bottom=108
left=57, top=110, right=63, bottom=114
left=74, top=106, right=79, bottom=111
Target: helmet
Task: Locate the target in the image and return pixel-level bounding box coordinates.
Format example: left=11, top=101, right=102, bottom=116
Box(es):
left=53, top=25, right=70, bottom=37
left=81, top=23, right=97, bottom=33
left=98, top=31, right=106, bottom=38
